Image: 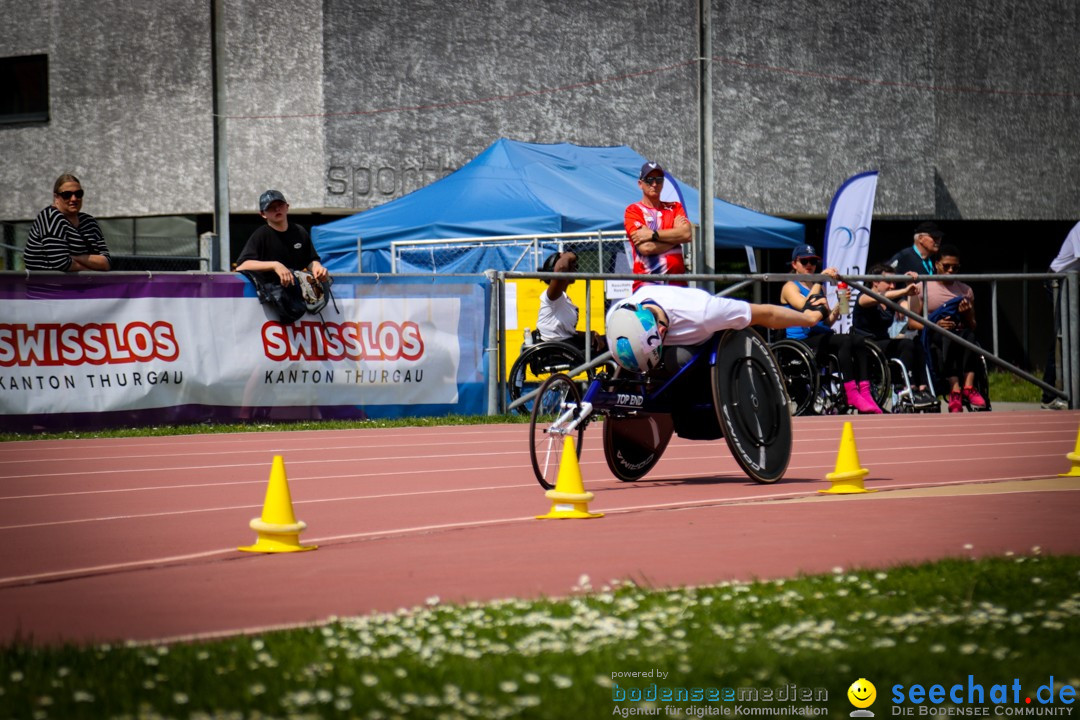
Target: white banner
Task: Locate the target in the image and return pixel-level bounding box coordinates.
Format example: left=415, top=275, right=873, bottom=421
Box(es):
left=1, top=284, right=477, bottom=426
left=823, top=171, right=878, bottom=333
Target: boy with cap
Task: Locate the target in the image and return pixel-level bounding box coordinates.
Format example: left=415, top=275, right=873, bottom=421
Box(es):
left=624, top=161, right=692, bottom=291
left=236, top=189, right=328, bottom=287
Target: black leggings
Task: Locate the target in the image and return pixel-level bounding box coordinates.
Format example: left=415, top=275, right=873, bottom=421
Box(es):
left=801, top=332, right=870, bottom=381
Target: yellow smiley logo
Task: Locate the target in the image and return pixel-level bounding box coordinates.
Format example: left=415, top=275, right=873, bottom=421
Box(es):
left=848, top=678, right=877, bottom=709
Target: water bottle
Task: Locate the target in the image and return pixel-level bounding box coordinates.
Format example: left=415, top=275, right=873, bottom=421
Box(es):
left=837, top=282, right=850, bottom=315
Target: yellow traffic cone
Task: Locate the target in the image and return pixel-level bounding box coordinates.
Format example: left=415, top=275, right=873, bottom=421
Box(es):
left=819, top=421, right=875, bottom=494
left=536, top=435, right=603, bottom=519
left=1060, top=425, right=1080, bottom=478
left=239, top=455, right=317, bottom=553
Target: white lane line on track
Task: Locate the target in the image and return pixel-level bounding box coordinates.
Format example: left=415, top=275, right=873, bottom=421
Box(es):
left=1, top=477, right=1074, bottom=589
left=0, top=415, right=1074, bottom=458
left=0, top=433, right=1071, bottom=483
left=0, top=450, right=1066, bottom=530
left=0, top=438, right=530, bottom=465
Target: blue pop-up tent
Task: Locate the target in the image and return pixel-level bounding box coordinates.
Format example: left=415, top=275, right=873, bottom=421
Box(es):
left=312, top=139, right=804, bottom=273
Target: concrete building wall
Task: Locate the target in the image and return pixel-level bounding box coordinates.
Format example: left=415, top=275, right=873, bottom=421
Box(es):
left=1, top=0, right=1076, bottom=223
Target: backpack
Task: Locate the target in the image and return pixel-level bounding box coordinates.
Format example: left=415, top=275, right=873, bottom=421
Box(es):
left=240, top=270, right=307, bottom=324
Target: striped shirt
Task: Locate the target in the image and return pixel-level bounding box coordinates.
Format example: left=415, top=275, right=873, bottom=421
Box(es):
left=24, top=206, right=111, bottom=271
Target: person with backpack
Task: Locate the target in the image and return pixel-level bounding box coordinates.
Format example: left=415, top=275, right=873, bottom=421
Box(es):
left=236, top=189, right=328, bottom=287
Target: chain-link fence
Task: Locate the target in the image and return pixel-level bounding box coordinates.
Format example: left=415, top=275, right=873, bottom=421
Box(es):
left=1, top=221, right=209, bottom=271
left=390, top=231, right=633, bottom=275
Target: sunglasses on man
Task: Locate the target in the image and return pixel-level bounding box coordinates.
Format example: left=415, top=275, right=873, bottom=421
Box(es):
left=642, top=176, right=664, bottom=186
left=56, top=190, right=84, bottom=200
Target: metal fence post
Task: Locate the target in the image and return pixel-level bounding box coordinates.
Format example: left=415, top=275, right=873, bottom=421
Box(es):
left=199, top=232, right=218, bottom=271
left=485, top=269, right=500, bottom=416
left=1067, top=271, right=1079, bottom=409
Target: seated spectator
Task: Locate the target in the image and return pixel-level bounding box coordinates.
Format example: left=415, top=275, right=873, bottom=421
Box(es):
left=24, top=174, right=111, bottom=272
left=853, top=263, right=935, bottom=406
left=236, top=189, right=328, bottom=286
left=779, top=244, right=883, bottom=414
left=537, top=250, right=606, bottom=355
left=913, top=244, right=988, bottom=412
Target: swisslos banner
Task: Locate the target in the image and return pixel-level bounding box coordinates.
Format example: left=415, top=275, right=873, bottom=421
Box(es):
left=823, top=170, right=878, bottom=334
left=0, top=274, right=489, bottom=430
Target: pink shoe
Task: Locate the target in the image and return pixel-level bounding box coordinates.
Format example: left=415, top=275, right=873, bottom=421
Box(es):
left=844, top=380, right=881, bottom=414
left=948, top=391, right=963, bottom=413
left=962, top=386, right=986, bottom=409
left=858, top=380, right=884, bottom=414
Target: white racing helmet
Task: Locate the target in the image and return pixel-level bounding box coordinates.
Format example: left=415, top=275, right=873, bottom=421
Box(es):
left=606, top=301, right=664, bottom=373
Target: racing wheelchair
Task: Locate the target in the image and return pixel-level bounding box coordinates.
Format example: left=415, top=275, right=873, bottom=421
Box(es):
left=527, top=327, right=793, bottom=490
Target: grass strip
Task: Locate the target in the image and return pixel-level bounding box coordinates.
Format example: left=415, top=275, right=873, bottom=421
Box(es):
left=1, top=553, right=1077, bottom=719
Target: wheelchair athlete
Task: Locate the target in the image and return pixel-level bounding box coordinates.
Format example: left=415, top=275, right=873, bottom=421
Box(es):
left=779, top=245, right=884, bottom=414
left=605, top=284, right=825, bottom=373
left=537, top=250, right=607, bottom=356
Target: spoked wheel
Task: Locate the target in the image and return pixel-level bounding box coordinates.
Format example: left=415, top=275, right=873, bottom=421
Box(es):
left=769, top=339, right=819, bottom=416
left=508, top=342, right=587, bottom=416
left=529, top=373, right=585, bottom=490
left=712, top=329, right=793, bottom=483
left=864, top=341, right=892, bottom=411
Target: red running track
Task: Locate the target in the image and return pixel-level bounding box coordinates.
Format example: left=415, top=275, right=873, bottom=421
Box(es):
left=0, top=410, right=1078, bottom=645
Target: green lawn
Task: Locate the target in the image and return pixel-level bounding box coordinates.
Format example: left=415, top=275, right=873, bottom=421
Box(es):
left=2, top=554, right=1077, bottom=719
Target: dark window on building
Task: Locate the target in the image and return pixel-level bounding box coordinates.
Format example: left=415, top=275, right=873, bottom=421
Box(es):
left=0, top=55, right=49, bottom=125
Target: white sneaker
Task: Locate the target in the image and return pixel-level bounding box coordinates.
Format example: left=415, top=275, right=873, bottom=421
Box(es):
left=1041, top=398, right=1069, bottom=410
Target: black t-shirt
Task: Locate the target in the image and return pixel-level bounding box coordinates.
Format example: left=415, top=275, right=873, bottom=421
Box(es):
left=236, top=223, right=320, bottom=271
left=852, top=300, right=893, bottom=340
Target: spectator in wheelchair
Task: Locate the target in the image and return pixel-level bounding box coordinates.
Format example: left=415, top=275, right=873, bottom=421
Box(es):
left=908, top=244, right=988, bottom=413
left=778, top=244, right=884, bottom=414
left=537, top=250, right=607, bottom=356
left=853, top=263, right=936, bottom=407
left=605, top=283, right=825, bottom=374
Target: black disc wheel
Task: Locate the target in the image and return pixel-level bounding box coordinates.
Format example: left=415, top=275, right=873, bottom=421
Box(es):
left=712, top=329, right=793, bottom=483
left=602, top=412, right=674, bottom=482
left=529, top=373, right=585, bottom=490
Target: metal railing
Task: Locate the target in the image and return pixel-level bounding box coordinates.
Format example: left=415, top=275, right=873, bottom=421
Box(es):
left=491, top=270, right=1079, bottom=414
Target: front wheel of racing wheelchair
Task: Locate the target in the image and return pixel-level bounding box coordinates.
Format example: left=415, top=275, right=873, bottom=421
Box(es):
left=530, top=327, right=793, bottom=490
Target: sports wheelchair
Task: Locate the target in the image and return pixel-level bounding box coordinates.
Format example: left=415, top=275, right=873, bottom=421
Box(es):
left=768, top=337, right=891, bottom=416
left=507, top=329, right=610, bottom=415
left=528, top=327, right=793, bottom=490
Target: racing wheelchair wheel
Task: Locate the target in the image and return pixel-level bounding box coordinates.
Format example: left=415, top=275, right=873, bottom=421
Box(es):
left=602, top=411, right=675, bottom=482
left=529, top=373, right=585, bottom=490
left=508, top=341, right=590, bottom=416
left=713, top=328, right=793, bottom=483
left=769, top=339, right=819, bottom=416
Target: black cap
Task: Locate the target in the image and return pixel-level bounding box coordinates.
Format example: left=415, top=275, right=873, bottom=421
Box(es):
left=639, top=161, right=664, bottom=180
left=914, top=221, right=943, bottom=239
left=259, top=189, right=287, bottom=212
left=791, top=243, right=820, bottom=262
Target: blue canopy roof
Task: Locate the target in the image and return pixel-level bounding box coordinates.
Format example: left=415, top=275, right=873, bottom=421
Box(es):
left=312, top=139, right=804, bottom=273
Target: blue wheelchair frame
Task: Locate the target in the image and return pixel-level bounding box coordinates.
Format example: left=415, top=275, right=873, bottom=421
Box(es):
left=528, top=327, right=793, bottom=490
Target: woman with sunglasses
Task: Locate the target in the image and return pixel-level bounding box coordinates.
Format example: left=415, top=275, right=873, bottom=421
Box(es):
left=779, top=244, right=884, bottom=414
left=23, top=174, right=111, bottom=272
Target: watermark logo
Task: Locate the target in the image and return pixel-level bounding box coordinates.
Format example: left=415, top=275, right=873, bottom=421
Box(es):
left=848, top=678, right=877, bottom=717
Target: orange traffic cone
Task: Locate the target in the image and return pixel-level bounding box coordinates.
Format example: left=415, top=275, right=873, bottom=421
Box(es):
left=819, top=421, right=875, bottom=494
left=536, top=435, right=603, bottom=519
left=1060, top=424, right=1080, bottom=478
left=238, top=455, right=317, bottom=553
